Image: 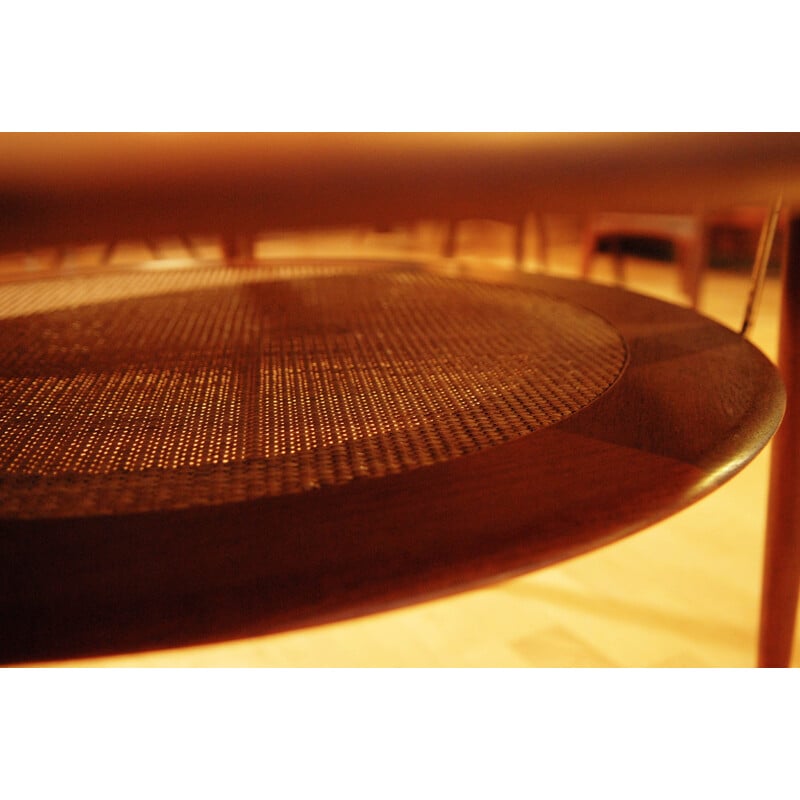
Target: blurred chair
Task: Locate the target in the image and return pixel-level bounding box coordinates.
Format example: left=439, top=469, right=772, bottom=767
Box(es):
left=443, top=213, right=548, bottom=272
left=581, top=213, right=705, bottom=307
left=581, top=208, right=785, bottom=309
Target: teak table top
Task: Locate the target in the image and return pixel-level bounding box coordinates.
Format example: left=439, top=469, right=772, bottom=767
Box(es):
left=0, top=260, right=784, bottom=663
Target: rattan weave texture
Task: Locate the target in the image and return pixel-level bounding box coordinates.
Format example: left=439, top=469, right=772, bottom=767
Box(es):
left=0, top=263, right=627, bottom=518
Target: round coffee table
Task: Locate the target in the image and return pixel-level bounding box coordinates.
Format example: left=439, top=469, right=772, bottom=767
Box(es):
left=0, top=258, right=784, bottom=663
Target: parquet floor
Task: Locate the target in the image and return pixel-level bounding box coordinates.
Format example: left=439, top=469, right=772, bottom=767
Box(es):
left=11, top=224, right=797, bottom=668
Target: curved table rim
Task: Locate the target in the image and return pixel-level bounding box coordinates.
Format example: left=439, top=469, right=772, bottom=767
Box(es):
left=0, top=260, right=786, bottom=663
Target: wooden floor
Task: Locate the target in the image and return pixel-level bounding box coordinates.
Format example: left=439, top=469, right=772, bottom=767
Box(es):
left=15, top=226, right=798, bottom=668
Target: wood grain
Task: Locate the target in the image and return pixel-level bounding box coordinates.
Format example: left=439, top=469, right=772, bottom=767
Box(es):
left=2, top=133, right=800, bottom=254
left=0, top=133, right=794, bottom=666
left=0, top=266, right=784, bottom=663
left=25, top=258, right=776, bottom=668
left=759, top=214, right=800, bottom=666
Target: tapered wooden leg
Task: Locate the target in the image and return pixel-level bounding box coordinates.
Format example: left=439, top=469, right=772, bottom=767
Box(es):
left=580, top=224, right=595, bottom=280
left=443, top=220, right=458, bottom=260
left=144, top=239, right=161, bottom=260
left=675, top=227, right=706, bottom=310
left=687, top=221, right=708, bottom=310
left=220, top=234, right=254, bottom=265
left=611, top=237, right=625, bottom=286
left=180, top=235, right=199, bottom=261
left=533, top=212, right=548, bottom=272
left=99, top=240, right=116, bottom=267
left=758, top=213, right=800, bottom=667
left=514, top=217, right=526, bottom=272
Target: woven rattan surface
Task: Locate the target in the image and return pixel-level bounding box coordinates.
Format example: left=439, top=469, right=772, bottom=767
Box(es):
left=0, top=262, right=627, bottom=518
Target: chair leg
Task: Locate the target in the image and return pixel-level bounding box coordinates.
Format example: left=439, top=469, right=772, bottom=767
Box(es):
left=442, top=220, right=458, bottom=261
left=758, top=213, right=800, bottom=667
left=221, top=234, right=254, bottom=265
left=144, top=239, right=161, bottom=260
left=611, top=237, right=625, bottom=285
left=514, top=217, right=526, bottom=272
left=99, top=241, right=116, bottom=267
left=675, top=238, right=703, bottom=309
left=533, top=212, right=548, bottom=272
left=580, top=226, right=596, bottom=281
left=684, top=223, right=707, bottom=309
left=180, top=235, right=200, bottom=261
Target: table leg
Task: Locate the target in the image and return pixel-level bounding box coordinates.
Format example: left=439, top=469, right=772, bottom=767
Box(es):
left=533, top=213, right=548, bottom=272
left=580, top=222, right=594, bottom=281
left=611, top=237, right=625, bottom=286
left=443, top=220, right=458, bottom=261
left=758, top=213, right=800, bottom=667
left=220, top=234, right=254, bottom=265
left=682, top=220, right=706, bottom=310
left=180, top=235, right=200, bottom=261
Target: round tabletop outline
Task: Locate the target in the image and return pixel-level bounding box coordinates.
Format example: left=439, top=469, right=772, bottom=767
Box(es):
left=0, top=260, right=785, bottom=663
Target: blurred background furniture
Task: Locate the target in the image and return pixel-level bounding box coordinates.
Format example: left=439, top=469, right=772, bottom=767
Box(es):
left=581, top=207, right=787, bottom=310
left=442, top=213, right=548, bottom=272
left=581, top=213, right=705, bottom=307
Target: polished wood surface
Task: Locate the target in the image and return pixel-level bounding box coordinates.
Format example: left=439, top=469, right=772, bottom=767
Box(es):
left=2, top=133, right=800, bottom=254
left=0, top=263, right=783, bottom=663
left=759, top=214, right=800, bottom=666
left=26, top=255, right=783, bottom=668
left=0, top=133, right=796, bottom=666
